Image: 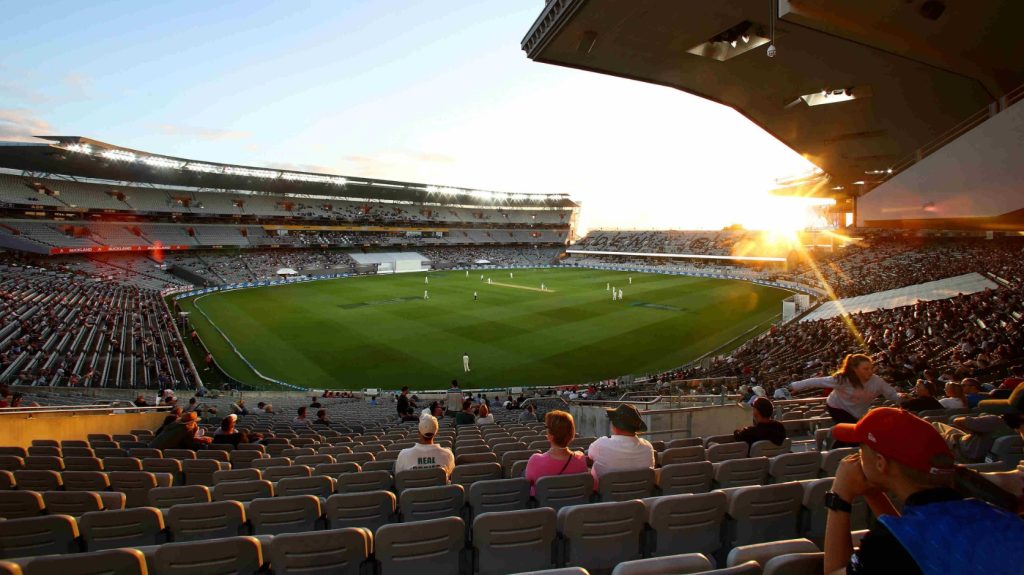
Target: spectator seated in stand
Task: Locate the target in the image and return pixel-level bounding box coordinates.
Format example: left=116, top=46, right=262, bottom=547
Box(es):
left=525, top=410, right=588, bottom=495
left=149, top=412, right=212, bottom=450
left=899, top=379, right=944, bottom=412
left=733, top=397, right=786, bottom=447
left=587, top=404, right=655, bottom=486
left=394, top=414, right=455, bottom=477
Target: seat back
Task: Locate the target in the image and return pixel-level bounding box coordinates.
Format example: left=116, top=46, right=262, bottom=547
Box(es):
left=989, top=434, right=1024, bottom=466
left=166, top=500, right=246, bottom=542
left=269, top=528, right=371, bottom=575
left=763, top=552, right=825, bottom=575
left=725, top=482, right=804, bottom=549
left=103, top=457, right=143, bottom=472
left=395, top=467, right=448, bottom=492
left=262, top=465, right=313, bottom=483
left=714, top=457, right=769, bottom=489
left=467, top=478, right=530, bottom=520
left=249, top=494, right=321, bottom=535
left=41, top=491, right=103, bottom=517
left=376, top=517, right=464, bottom=575
left=108, top=471, right=159, bottom=508
left=143, top=458, right=183, bottom=484
left=149, top=485, right=212, bottom=508
left=182, top=459, right=227, bottom=486
left=398, top=484, right=465, bottom=522
left=820, top=448, right=857, bottom=477
left=749, top=438, right=791, bottom=459
left=22, top=548, right=147, bottom=575
left=660, top=446, right=706, bottom=466
left=324, top=490, right=396, bottom=531
left=155, top=535, right=263, bottom=575
left=557, top=500, right=645, bottom=572
left=12, top=470, right=61, bottom=492
left=610, top=553, right=713, bottom=575
left=597, top=468, right=655, bottom=502
left=534, top=472, right=593, bottom=510
left=63, top=457, right=103, bottom=472
left=473, top=508, right=556, bottom=575
left=657, top=461, right=713, bottom=495
left=0, top=491, right=44, bottom=519
left=213, top=468, right=262, bottom=485
left=726, top=537, right=819, bottom=568
left=276, top=476, right=335, bottom=499
left=336, top=470, right=392, bottom=493
left=78, top=507, right=165, bottom=551
left=24, top=456, right=63, bottom=472
left=314, top=462, right=362, bottom=476
left=706, top=442, right=749, bottom=463
left=451, top=462, right=502, bottom=487
left=252, top=457, right=291, bottom=470
left=769, top=452, right=821, bottom=483
left=644, top=491, right=727, bottom=557
left=62, top=471, right=109, bottom=492
left=0, top=515, right=79, bottom=559
left=212, top=479, right=274, bottom=503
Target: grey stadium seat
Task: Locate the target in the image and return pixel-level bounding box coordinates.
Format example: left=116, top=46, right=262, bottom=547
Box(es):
left=706, top=442, right=748, bottom=463
left=657, top=462, right=713, bottom=495
left=276, top=475, right=336, bottom=499
left=212, top=479, right=274, bottom=503
left=723, top=482, right=804, bottom=551
left=643, top=491, right=727, bottom=558
left=336, top=469, right=392, bottom=493
left=0, top=515, right=79, bottom=559
left=249, top=494, right=322, bottom=535
left=212, top=468, right=262, bottom=484
left=713, top=457, right=768, bottom=489
left=557, top=500, right=646, bottom=573
left=748, top=438, right=791, bottom=459
left=474, top=507, right=557, bottom=575
left=468, top=477, right=531, bottom=521
left=534, top=473, right=593, bottom=511
left=12, top=470, right=60, bottom=492
left=0, top=491, right=45, bottom=519
left=149, top=485, right=212, bottom=508
left=398, top=484, right=465, bottom=522
left=23, top=548, right=148, bottom=575
left=268, top=527, right=371, bottom=575
left=726, top=537, right=819, bottom=569
left=183, top=459, right=227, bottom=486
left=597, top=468, right=655, bottom=502
left=660, top=446, right=706, bottom=466
left=611, top=553, right=713, bottom=575
left=763, top=552, right=824, bottom=575
left=263, top=465, right=313, bottom=483
left=768, top=452, right=821, bottom=483
left=78, top=507, right=166, bottom=551
left=376, top=516, right=464, bottom=575
left=41, top=491, right=104, bottom=516
left=324, top=490, right=396, bottom=531
left=166, top=500, right=247, bottom=542
left=451, top=462, right=503, bottom=487
left=108, top=471, right=162, bottom=508
left=155, top=535, right=263, bottom=575
left=394, top=467, right=449, bottom=492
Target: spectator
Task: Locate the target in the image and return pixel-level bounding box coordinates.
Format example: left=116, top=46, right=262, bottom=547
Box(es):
left=149, top=412, right=212, bottom=450
left=525, top=410, right=588, bottom=495
left=475, top=403, right=494, bottom=425
left=455, top=399, right=476, bottom=426
left=293, top=406, right=309, bottom=426
left=933, top=409, right=1016, bottom=464
left=309, top=396, right=322, bottom=408
left=394, top=414, right=455, bottom=476
left=978, top=384, right=1024, bottom=512
left=824, top=407, right=1024, bottom=574
left=445, top=380, right=463, bottom=417
left=998, top=365, right=1024, bottom=391
left=963, top=378, right=989, bottom=408
left=587, top=404, right=655, bottom=486
left=211, top=414, right=260, bottom=447
left=397, top=386, right=411, bottom=418
left=231, top=399, right=250, bottom=416
left=313, top=409, right=332, bottom=426
left=789, top=354, right=900, bottom=444
left=733, top=397, right=786, bottom=447
left=184, top=397, right=200, bottom=413
left=519, top=403, right=539, bottom=423
left=134, top=394, right=149, bottom=407
left=154, top=407, right=182, bottom=437
left=899, top=379, right=943, bottom=412
left=939, top=382, right=966, bottom=409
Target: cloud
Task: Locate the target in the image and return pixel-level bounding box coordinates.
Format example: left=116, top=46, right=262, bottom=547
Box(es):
left=0, top=109, right=53, bottom=142
left=155, top=124, right=251, bottom=141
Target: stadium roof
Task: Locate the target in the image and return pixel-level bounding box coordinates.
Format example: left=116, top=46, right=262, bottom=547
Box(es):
left=0, top=136, right=577, bottom=209
left=522, top=0, right=1024, bottom=198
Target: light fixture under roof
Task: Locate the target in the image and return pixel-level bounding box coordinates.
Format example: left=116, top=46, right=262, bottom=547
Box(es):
left=687, top=21, right=770, bottom=62
left=796, top=85, right=873, bottom=107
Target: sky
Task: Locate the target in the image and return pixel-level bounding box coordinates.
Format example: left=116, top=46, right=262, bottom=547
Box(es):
left=0, top=0, right=819, bottom=233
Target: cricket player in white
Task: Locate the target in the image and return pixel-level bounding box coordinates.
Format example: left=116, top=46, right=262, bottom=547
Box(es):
left=628, top=277, right=632, bottom=285
left=466, top=270, right=469, bottom=277
left=510, top=272, right=513, bottom=279
left=473, top=291, right=478, bottom=301
left=606, top=283, right=610, bottom=291
left=424, top=290, right=429, bottom=300
left=487, top=278, right=491, bottom=285
left=425, top=276, right=429, bottom=284
left=463, top=353, right=471, bottom=372
left=540, top=283, right=545, bottom=291
left=612, top=289, right=617, bottom=301
left=618, top=288, right=623, bottom=300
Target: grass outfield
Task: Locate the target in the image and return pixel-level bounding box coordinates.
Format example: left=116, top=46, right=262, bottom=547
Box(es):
left=178, top=268, right=790, bottom=390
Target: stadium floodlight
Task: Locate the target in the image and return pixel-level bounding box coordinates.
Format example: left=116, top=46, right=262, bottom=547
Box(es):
left=280, top=172, right=347, bottom=185
left=186, top=162, right=223, bottom=174
left=143, top=156, right=186, bottom=169
left=101, top=149, right=137, bottom=163
left=224, top=166, right=279, bottom=179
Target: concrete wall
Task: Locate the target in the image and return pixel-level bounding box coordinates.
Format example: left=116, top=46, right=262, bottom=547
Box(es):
left=570, top=402, right=753, bottom=441
left=0, top=411, right=168, bottom=449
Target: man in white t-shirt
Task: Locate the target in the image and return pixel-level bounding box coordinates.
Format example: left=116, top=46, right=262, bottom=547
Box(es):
left=588, top=404, right=655, bottom=487
left=394, top=414, right=455, bottom=476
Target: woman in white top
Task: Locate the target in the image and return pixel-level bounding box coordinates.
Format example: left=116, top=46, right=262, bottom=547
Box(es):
left=475, top=402, right=495, bottom=425
left=789, top=354, right=900, bottom=445
left=939, top=381, right=967, bottom=409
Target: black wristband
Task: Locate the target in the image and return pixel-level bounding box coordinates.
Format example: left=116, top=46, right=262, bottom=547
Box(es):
left=824, top=491, right=853, bottom=513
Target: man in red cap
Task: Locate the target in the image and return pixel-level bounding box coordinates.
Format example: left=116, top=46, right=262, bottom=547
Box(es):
left=824, top=407, right=1024, bottom=575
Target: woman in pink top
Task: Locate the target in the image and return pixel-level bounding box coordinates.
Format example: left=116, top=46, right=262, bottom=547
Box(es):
left=525, top=410, right=588, bottom=495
